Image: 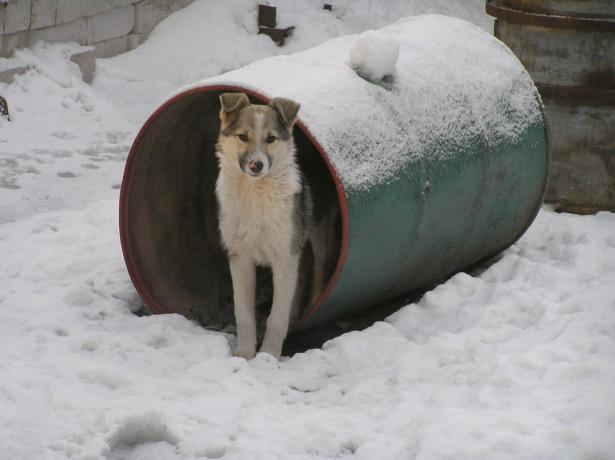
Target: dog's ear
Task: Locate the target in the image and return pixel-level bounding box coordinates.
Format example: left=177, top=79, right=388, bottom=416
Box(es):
left=219, top=92, right=250, bottom=129
left=269, top=97, right=300, bottom=130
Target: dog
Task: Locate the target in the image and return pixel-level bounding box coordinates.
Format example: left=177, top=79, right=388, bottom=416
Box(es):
left=215, top=92, right=334, bottom=359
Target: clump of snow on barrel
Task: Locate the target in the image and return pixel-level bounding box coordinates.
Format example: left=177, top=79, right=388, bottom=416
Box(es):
left=349, top=30, right=400, bottom=81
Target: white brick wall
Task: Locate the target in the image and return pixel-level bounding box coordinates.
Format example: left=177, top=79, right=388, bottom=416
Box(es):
left=55, top=0, right=140, bottom=27
left=30, top=17, right=85, bottom=44
left=31, top=0, right=57, bottom=30
left=133, top=0, right=167, bottom=34
left=1, top=29, right=28, bottom=56
left=1, top=0, right=32, bottom=34
left=128, top=31, right=146, bottom=49
left=93, top=34, right=129, bottom=58
left=86, top=5, right=134, bottom=44
left=0, top=0, right=195, bottom=59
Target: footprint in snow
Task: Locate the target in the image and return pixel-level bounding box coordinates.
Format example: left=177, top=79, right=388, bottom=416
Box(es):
left=0, top=176, right=20, bottom=189
left=51, top=149, right=73, bottom=158
left=105, top=413, right=180, bottom=460
left=51, top=131, right=78, bottom=140
left=57, top=171, right=80, bottom=178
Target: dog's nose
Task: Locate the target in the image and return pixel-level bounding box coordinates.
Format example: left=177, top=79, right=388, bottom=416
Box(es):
left=248, top=160, right=264, bottom=174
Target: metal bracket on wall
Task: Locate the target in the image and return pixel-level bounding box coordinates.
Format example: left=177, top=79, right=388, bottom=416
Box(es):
left=258, top=4, right=295, bottom=46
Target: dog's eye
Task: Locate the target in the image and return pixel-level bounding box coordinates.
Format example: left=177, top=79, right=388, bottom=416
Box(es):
left=266, top=135, right=276, bottom=144
left=237, top=133, right=248, bottom=142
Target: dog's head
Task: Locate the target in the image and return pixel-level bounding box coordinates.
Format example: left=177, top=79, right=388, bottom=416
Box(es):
left=217, top=92, right=300, bottom=179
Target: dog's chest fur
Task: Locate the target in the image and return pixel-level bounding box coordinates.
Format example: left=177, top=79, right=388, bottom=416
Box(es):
left=216, top=164, right=303, bottom=265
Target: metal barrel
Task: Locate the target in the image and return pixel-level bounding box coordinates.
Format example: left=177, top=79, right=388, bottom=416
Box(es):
left=486, top=0, right=615, bottom=213
left=120, top=16, right=548, bottom=331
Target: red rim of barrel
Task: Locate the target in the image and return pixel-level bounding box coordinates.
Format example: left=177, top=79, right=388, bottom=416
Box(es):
left=119, top=84, right=350, bottom=330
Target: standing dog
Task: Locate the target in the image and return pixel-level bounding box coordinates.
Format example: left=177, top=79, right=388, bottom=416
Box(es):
left=215, top=92, right=333, bottom=359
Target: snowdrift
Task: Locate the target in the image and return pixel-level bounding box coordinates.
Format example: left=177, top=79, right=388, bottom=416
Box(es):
left=120, top=15, right=548, bottom=331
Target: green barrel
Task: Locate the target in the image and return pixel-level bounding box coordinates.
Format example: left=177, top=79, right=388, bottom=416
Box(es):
left=120, top=16, right=548, bottom=331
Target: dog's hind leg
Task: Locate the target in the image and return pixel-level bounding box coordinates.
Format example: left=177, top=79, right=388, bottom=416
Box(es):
left=260, top=255, right=300, bottom=358
left=229, top=255, right=257, bottom=359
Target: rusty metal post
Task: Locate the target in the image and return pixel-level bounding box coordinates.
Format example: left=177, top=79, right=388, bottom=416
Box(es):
left=0, top=96, right=9, bottom=121
left=257, top=4, right=295, bottom=46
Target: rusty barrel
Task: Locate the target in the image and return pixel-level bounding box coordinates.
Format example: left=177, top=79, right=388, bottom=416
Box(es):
left=487, top=0, right=615, bottom=213
left=120, top=16, right=548, bottom=332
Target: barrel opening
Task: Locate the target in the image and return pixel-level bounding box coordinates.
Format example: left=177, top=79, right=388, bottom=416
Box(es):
left=120, top=87, right=343, bottom=332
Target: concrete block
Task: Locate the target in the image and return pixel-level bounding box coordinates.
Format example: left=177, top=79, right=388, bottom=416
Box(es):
left=114, top=0, right=143, bottom=7
left=31, top=0, right=57, bottom=29
left=70, top=46, right=95, bottom=82
left=0, top=29, right=29, bottom=57
left=86, top=5, right=134, bottom=44
left=1, top=0, right=32, bottom=34
left=55, top=0, right=138, bottom=26
left=133, top=0, right=167, bottom=34
left=128, top=32, right=146, bottom=49
left=93, top=34, right=128, bottom=58
left=133, top=0, right=193, bottom=33
left=170, top=0, right=194, bottom=13
left=29, top=18, right=86, bottom=46
left=0, top=48, right=95, bottom=84
left=56, top=0, right=95, bottom=24
left=0, top=63, right=30, bottom=84
left=181, top=0, right=195, bottom=9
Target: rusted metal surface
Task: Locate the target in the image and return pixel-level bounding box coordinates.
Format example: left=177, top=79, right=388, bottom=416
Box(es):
left=536, top=83, right=615, bottom=106
left=486, top=0, right=615, bottom=31
left=258, top=26, right=294, bottom=46
left=488, top=0, right=615, bottom=212
left=257, top=4, right=294, bottom=46
left=0, top=96, right=9, bottom=121
left=258, top=4, right=277, bottom=28
left=542, top=101, right=615, bottom=212
left=496, top=0, right=615, bottom=17
left=493, top=21, right=615, bottom=87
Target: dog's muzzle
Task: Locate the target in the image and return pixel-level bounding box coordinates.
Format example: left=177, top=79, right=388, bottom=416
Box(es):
left=240, top=149, right=271, bottom=178
left=248, top=160, right=263, bottom=174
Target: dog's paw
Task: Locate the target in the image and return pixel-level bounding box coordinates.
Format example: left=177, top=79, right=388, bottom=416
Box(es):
left=257, top=344, right=282, bottom=360
left=232, top=346, right=256, bottom=360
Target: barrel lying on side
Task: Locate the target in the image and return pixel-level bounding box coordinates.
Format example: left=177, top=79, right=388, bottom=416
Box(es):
left=120, top=15, right=548, bottom=331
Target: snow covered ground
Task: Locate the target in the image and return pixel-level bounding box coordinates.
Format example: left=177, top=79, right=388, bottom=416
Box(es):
left=0, top=1, right=614, bottom=459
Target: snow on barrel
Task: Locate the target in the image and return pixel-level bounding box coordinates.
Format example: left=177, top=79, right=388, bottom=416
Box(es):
left=120, top=15, right=548, bottom=332
left=349, top=30, right=400, bottom=81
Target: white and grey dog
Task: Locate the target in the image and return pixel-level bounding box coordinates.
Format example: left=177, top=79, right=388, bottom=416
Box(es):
left=215, top=92, right=332, bottom=359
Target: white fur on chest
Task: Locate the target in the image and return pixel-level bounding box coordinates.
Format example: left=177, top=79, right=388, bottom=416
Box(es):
left=216, top=162, right=301, bottom=265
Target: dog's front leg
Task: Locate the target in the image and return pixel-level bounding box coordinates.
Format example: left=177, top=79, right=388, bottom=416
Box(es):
left=260, top=255, right=300, bottom=358
left=229, top=255, right=257, bottom=359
